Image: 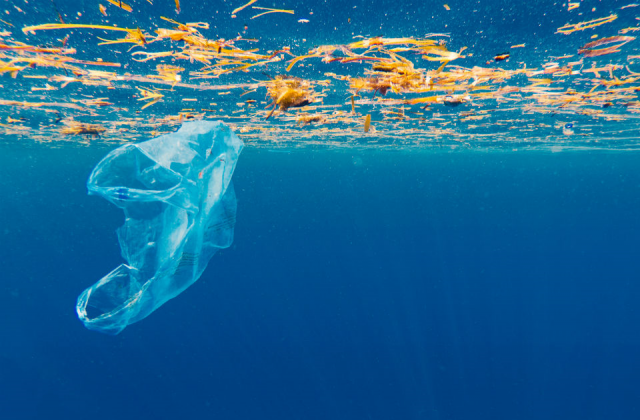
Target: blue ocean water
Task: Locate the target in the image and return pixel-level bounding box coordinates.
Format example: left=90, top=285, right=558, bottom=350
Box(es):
left=3, top=0, right=640, bottom=418
left=1, top=145, right=640, bottom=419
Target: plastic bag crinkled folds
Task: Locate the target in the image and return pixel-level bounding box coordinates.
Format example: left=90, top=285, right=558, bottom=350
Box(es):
left=76, top=121, right=243, bottom=334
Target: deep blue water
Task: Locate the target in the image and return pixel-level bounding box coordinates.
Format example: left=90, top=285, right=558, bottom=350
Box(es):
left=3, top=0, right=640, bottom=417
left=1, top=145, right=639, bottom=419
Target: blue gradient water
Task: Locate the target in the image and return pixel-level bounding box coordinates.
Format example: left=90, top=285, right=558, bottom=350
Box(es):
left=3, top=0, right=640, bottom=418
left=1, top=145, right=639, bottom=419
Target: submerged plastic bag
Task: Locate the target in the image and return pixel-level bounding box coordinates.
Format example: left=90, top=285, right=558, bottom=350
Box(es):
left=76, top=121, right=243, bottom=334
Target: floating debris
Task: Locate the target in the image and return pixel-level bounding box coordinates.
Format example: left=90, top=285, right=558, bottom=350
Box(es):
left=0, top=2, right=639, bottom=149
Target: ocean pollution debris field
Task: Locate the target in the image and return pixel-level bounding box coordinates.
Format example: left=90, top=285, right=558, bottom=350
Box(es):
left=3, top=0, right=640, bottom=149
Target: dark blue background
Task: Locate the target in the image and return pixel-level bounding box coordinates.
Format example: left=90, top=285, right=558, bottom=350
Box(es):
left=1, top=144, right=639, bottom=419
left=2, top=1, right=640, bottom=418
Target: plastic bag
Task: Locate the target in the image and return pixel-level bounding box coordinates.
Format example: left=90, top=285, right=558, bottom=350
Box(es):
left=76, top=121, right=243, bottom=334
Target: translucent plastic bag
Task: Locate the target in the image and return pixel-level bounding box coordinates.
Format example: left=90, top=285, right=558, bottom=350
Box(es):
left=76, top=121, right=243, bottom=334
